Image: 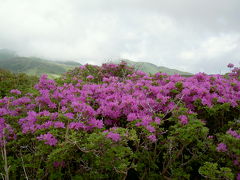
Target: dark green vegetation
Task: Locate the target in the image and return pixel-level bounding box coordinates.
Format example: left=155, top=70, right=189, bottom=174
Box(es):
left=0, top=49, right=81, bottom=78
left=113, top=59, right=192, bottom=75
left=0, top=68, right=38, bottom=98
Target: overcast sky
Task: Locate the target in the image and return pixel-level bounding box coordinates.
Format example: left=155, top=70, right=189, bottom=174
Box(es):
left=0, top=0, right=240, bottom=74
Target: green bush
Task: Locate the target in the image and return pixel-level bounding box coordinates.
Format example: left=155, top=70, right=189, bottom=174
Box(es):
left=0, top=68, right=38, bottom=98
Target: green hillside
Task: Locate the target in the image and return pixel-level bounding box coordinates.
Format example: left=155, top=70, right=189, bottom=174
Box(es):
left=0, top=49, right=191, bottom=77
left=0, top=49, right=81, bottom=78
left=113, top=59, right=192, bottom=75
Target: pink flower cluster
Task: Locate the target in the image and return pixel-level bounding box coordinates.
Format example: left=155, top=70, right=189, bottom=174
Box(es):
left=237, top=173, right=240, bottom=180
left=0, top=117, right=14, bottom=146
left=106, top=132, right=121, bottom=142
left=10, top=89, right=21, bottom=95
left=0, top=63, right=240, bottom=146
left=53, top=161, right=65, bottom=168
left=216, top=143, right=228, bottom=152
left=227, top=129, right=240, bottom=139
left=178, top=115, right=188, bottom=125
left=36, top=132, right=58, bottom=146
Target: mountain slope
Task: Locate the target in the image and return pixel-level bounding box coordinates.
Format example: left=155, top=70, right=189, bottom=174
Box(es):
left=0, top=49, right=81, bottom=78
left=113, top=59, right=192, bottom=75
left=0, top=49, right=191, bottom=77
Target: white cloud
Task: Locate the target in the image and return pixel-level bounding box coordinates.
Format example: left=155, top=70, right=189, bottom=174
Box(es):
left=179, top=34, right=240, bottom=59
left=177, top=34, right=240, bottom=73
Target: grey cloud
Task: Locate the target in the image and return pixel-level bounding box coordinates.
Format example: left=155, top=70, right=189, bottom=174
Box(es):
left=0, top=0, right=239, bottom=73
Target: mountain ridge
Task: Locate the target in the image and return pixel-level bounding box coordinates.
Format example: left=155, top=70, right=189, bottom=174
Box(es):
left=0, top=49, right=82, bottom=78
left=0, top=49, right=192, bottom=77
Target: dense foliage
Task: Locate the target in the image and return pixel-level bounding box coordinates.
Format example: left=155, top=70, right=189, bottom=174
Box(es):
left=0, top=69, right=38, bottom=98
left=0, top=62, right=240, bottom=179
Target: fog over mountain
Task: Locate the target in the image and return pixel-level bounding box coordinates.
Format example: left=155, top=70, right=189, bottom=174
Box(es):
left=0, top=0, right=240, bottom=74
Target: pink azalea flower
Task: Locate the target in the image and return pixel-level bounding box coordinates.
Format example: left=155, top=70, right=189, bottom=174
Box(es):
left=147, top=135, right=157, bottom=142
left=179, top=115, right=188, bottom=125
left=37, top=133, right=58, bottom=146
left=10, top=89, right=21, bottom=95
left=216, top=143, right=227, bottom=152
left=106, top=132, right=121, bottom=142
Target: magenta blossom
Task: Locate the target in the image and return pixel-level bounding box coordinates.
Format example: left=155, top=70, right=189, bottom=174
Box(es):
left=147, top=135, right=157, bottom=142
left=179, top=115, right=188, bottom=125
left=237, top=173, right=240, bottom=180
left=127, top=113, right=137, bottom=121
left=37, top=133, right=58, bottom=146
left=216, top=143, right=227, bottom=152
left=64, top=113, right=74, bottom=119
left=106, top=132, right=121, bottom=142
left=208, top=135, right=214, bottom=139
left=86, top=75, right=94, bottom=80
left=227, top=63, right=234, bottom=68
left=233, top=159, right=239, bottom=166
left=53, top=161, right=65, bottom=168
left=146, top=125, right=155, bottom=133
left=227, top=129, right=240, bottom=139
left=10, top=89, right=21, bottom=95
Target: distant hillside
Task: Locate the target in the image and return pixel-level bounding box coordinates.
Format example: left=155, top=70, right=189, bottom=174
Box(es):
left=0, top=49, right=81, bottom=78
left=0, top=49, right=191, bottom=78
left=113, top=59, right=192, bottom=75
left=55, top=61, right=82, bottom=66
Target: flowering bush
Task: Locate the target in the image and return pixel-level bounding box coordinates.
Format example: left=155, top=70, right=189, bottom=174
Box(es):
left=0, top=62, right=240, bottom=179
left=0, top=68, right=38, bottom=98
